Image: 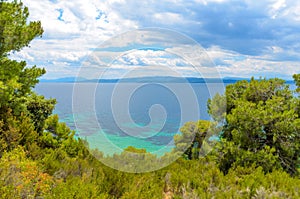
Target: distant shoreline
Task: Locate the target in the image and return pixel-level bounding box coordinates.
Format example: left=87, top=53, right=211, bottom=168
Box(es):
left=39, top=76, right=295, bottom=84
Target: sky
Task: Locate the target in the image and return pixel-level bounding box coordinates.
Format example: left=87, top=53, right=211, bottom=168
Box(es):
left=10, top=0, right=300, bottom=79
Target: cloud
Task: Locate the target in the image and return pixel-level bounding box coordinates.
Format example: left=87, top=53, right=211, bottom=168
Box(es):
left=206, top=45, right=300, bottom=79
left=106, top=0, right=300, bottom=56
left=10, top=0, right=139, bottom=78
left=153, top=13, right=184, bottom=25
left=8, top=0, right=300, bottom=79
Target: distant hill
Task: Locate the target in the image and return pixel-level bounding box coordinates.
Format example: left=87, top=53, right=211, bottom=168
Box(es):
left=39, top=77, right=86, bottom=83
left=39, top=76, right=295, bottom=84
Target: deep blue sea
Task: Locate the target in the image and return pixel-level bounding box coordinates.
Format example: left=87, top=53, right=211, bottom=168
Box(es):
left=35, top=82, right=296, bottom=156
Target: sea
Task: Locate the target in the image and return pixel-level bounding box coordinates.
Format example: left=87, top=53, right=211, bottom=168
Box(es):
left=35, top=82, right=296, bottom=156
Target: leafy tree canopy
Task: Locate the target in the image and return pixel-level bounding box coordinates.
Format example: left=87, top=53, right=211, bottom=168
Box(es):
left=174, top=120, right=212, bottom=160
left=0, top=0, right=74, bottom=157
left=208, top=77, right=300, bottom=175
left=0, top=0, right=43, bottom=57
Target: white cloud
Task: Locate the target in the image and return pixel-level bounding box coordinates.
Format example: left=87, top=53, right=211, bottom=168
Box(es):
left=205, top=46, right=300, bottom=79
left=153, top=13, right=183, bottom=24
left=194, top=0, right=228, bottom=5
left=8, top=0, right=300, bottom=79
left=10, top=0, right=139, bottom=78
left=269, top=0, right=287, bottom=19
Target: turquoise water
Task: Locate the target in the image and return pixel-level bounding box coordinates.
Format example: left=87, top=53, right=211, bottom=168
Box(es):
left=86, top=131, right=174, bottom=156
left=35, top=82, right=296, bottom=156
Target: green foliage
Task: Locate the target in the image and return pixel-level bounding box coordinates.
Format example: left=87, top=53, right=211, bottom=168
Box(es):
left=158, top=158, right=300, bottom=199
left=26, top=94, right=56, bottom=133
left=43, top=114, right=73, bottom=145
left=0, top=0, right=50, bottom=151
left=1, top=147, right=299, bottom=198
left=44, top=176, right=106, bottom=199
left=124, top=146, right=147, bottom=153
left=0, top=109, right=39, bottom=154
left=100, top=147, right=162, bottom=173
left=207, top=93, right=226, bottom=124
left=0, top=147, right=54, bottom=198
left=0, top=0, right=45, bottom=117
left=174, top=120, right=212, bottom=160
left=293, top=74, right=300, bottom=93
left=0, top=0, right=43, bottom=57
left=209, top=77, right=300, bottom=175
left=0, top=58, right=46, bottom=116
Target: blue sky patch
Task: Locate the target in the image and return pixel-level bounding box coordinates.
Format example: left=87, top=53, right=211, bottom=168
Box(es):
left=56, top=8, right=64, bottom=21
